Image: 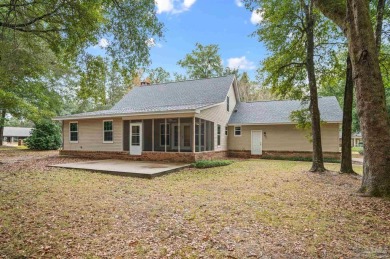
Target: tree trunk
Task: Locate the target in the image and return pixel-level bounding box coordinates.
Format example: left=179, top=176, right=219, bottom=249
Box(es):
left=315, top=0, right=390, bottom=196
left=0, top=109, right=6, bottom=146
left=305, top=0, right=326, bottom=172
left=340, top=55, right=356, bottom=174
left=346, top=0, right=390, bottom=196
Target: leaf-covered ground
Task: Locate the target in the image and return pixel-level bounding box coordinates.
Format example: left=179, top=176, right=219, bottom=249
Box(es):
left=0, top=148, right=389, bottom=258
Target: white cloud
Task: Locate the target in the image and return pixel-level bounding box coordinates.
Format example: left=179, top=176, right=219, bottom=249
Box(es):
left=250, top=8, right=263, bottom=24
left=156, top=0, right=197, bottom=14
left=98, top=38, right=109, bottom=48
left=235, top=0, right=243, bottom=7
left=227, top=56, right=256, bottom=70
left=146, top=38, right=163, bottom=48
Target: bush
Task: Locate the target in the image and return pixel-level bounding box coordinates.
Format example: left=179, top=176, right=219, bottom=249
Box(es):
left=25, top=121, right=62, bottom=150
left=191, top=160, right=233, bottom=168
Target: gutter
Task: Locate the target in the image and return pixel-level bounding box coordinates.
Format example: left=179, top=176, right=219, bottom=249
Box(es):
left=53, top=109, right=200, bottom=121
left=227, top=121, right=342, bottom=126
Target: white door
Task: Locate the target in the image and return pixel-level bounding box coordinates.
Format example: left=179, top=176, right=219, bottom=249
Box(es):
left=130, top=123, right=142, bottom=155
left=251, top=130, right=262, bottom=155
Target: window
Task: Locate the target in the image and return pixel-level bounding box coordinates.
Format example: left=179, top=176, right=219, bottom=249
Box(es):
left=225, top=126, right=228, bottom=136
left=160, top=123, right=170, bottom=146
left=227, top=96, right=230, bottom=112
left=217, top=124, right=221, bottom=146
left=103, top=120, right=113, bottom=142
left=69, top=122, right=78, bottom=142
left=234, top=126, right=241, bottom=136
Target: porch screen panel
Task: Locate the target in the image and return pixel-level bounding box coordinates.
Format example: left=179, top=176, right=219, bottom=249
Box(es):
left=153, top=119, right=165, bottom=151
left=167, top=118, right=177, bottom=152
left=123, top=120, right=130, bottom=151
left=201, top=119, right=206, bottom=151
left=211, top=122, right=215, bottom=150
left=180, top=118, right=193, bottom=152
left=143, top=119, right=153, bottom=151
left=195, top=118, right=200, bottom=152
left=206, top=121, right=212, bottom=151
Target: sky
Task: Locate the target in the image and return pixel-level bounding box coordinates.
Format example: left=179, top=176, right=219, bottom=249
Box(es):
left=91, top=0, right=268, bottom=80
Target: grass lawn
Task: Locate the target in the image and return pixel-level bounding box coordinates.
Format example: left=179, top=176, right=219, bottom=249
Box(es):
left=0, top=149, right=389, bottom=258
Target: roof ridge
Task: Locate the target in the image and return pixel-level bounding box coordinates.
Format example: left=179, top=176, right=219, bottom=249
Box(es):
left=137, top=74, right=234, bottom=87
left=242, top=96, right=335, bottom=104
left=111, top=102, right=216, bottom=111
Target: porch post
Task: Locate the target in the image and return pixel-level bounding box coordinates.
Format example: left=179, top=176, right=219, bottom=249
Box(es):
left=178, top=117, right=181, bottom=152
left=164, top=118, right=167, bottom=152
left=192, top=117, right=196, bottom=152
left=152, top=119, right=154, bottom=152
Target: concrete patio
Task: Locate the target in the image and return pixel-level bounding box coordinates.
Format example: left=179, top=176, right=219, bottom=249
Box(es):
left=49, top=159, right=190, bottom=178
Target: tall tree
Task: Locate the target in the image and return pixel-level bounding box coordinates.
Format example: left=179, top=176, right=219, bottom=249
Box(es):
left=245, top=0, right=341, bottom=172
left=0, top=33, right=62, bottom=145
left=239, top=72, right=251, bottom=101
left=0, top=0, right=163, bottom=145
left=340, top=55, right=356, bottom=174
left=177, top=43, right=224, bottom=79
left=303, top=0, right=326, bottom=172
left=315, top=0, right=390, bottom=196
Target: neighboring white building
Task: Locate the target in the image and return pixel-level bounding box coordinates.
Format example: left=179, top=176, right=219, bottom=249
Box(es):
left=3, top=127, right=32, bottom=143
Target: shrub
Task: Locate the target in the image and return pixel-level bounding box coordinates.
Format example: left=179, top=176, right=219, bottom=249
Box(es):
left=25, top=121, right=62, bottom=150
left=191, top=160, right=233, bottom=168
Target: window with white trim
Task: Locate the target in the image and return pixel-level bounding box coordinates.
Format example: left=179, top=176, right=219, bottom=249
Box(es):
left=225, top=126, right=228, bottom=136
left=103, top=120, right=113, bottom=142
left=69, top=122, right=78, bottom=142
left=160, top=123, right=170, bottom=146
left=234, top=126, right=241, bottom=136
left=217, top=124, right=221, bottom=146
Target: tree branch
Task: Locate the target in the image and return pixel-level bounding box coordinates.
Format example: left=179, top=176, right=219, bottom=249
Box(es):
left=0, top=5, right=61, bottom=29
left=278, top=62, right=306, bottom=72
left=313, top=0, right=346, bottom=30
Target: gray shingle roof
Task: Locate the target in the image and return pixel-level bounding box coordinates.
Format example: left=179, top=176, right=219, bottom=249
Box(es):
left=55, top=75, right=235, bottom=119
left=3, top=127, right=32, bottom=137
left=112, top=75, right=235, bottom=111
left=228, top=96, right=342, bottom=125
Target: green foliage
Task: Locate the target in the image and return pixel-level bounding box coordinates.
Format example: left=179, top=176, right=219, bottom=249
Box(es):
left=191, top=160, right=234, bottom=168
left=78, top=55, right=108, bottom=105
left=245, top=0, right=343, bottom=99
left=147, top=67, right=171, bottom=84
left=290, top=107, right=312, bottom=141
left=177, top=43, right=224, bottom=79
left=25, top=122, right=62, bottom=150
left=0, top=0, right=163, bottom=125
left=0, top=0, right=163, bottom=70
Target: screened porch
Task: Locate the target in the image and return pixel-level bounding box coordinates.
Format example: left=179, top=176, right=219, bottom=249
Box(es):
left=123, top=117, right=215, bottom=154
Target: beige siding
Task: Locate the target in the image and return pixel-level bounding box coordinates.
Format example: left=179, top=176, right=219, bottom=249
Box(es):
left=63, top=118, right=123, bottom=151
left=197, top=84, right=238, bottom=151
left=228, top=123, right=340, bottom=152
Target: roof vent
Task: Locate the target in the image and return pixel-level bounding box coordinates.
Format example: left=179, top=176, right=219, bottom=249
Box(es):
left=234, top=109, right=238, bottom=113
